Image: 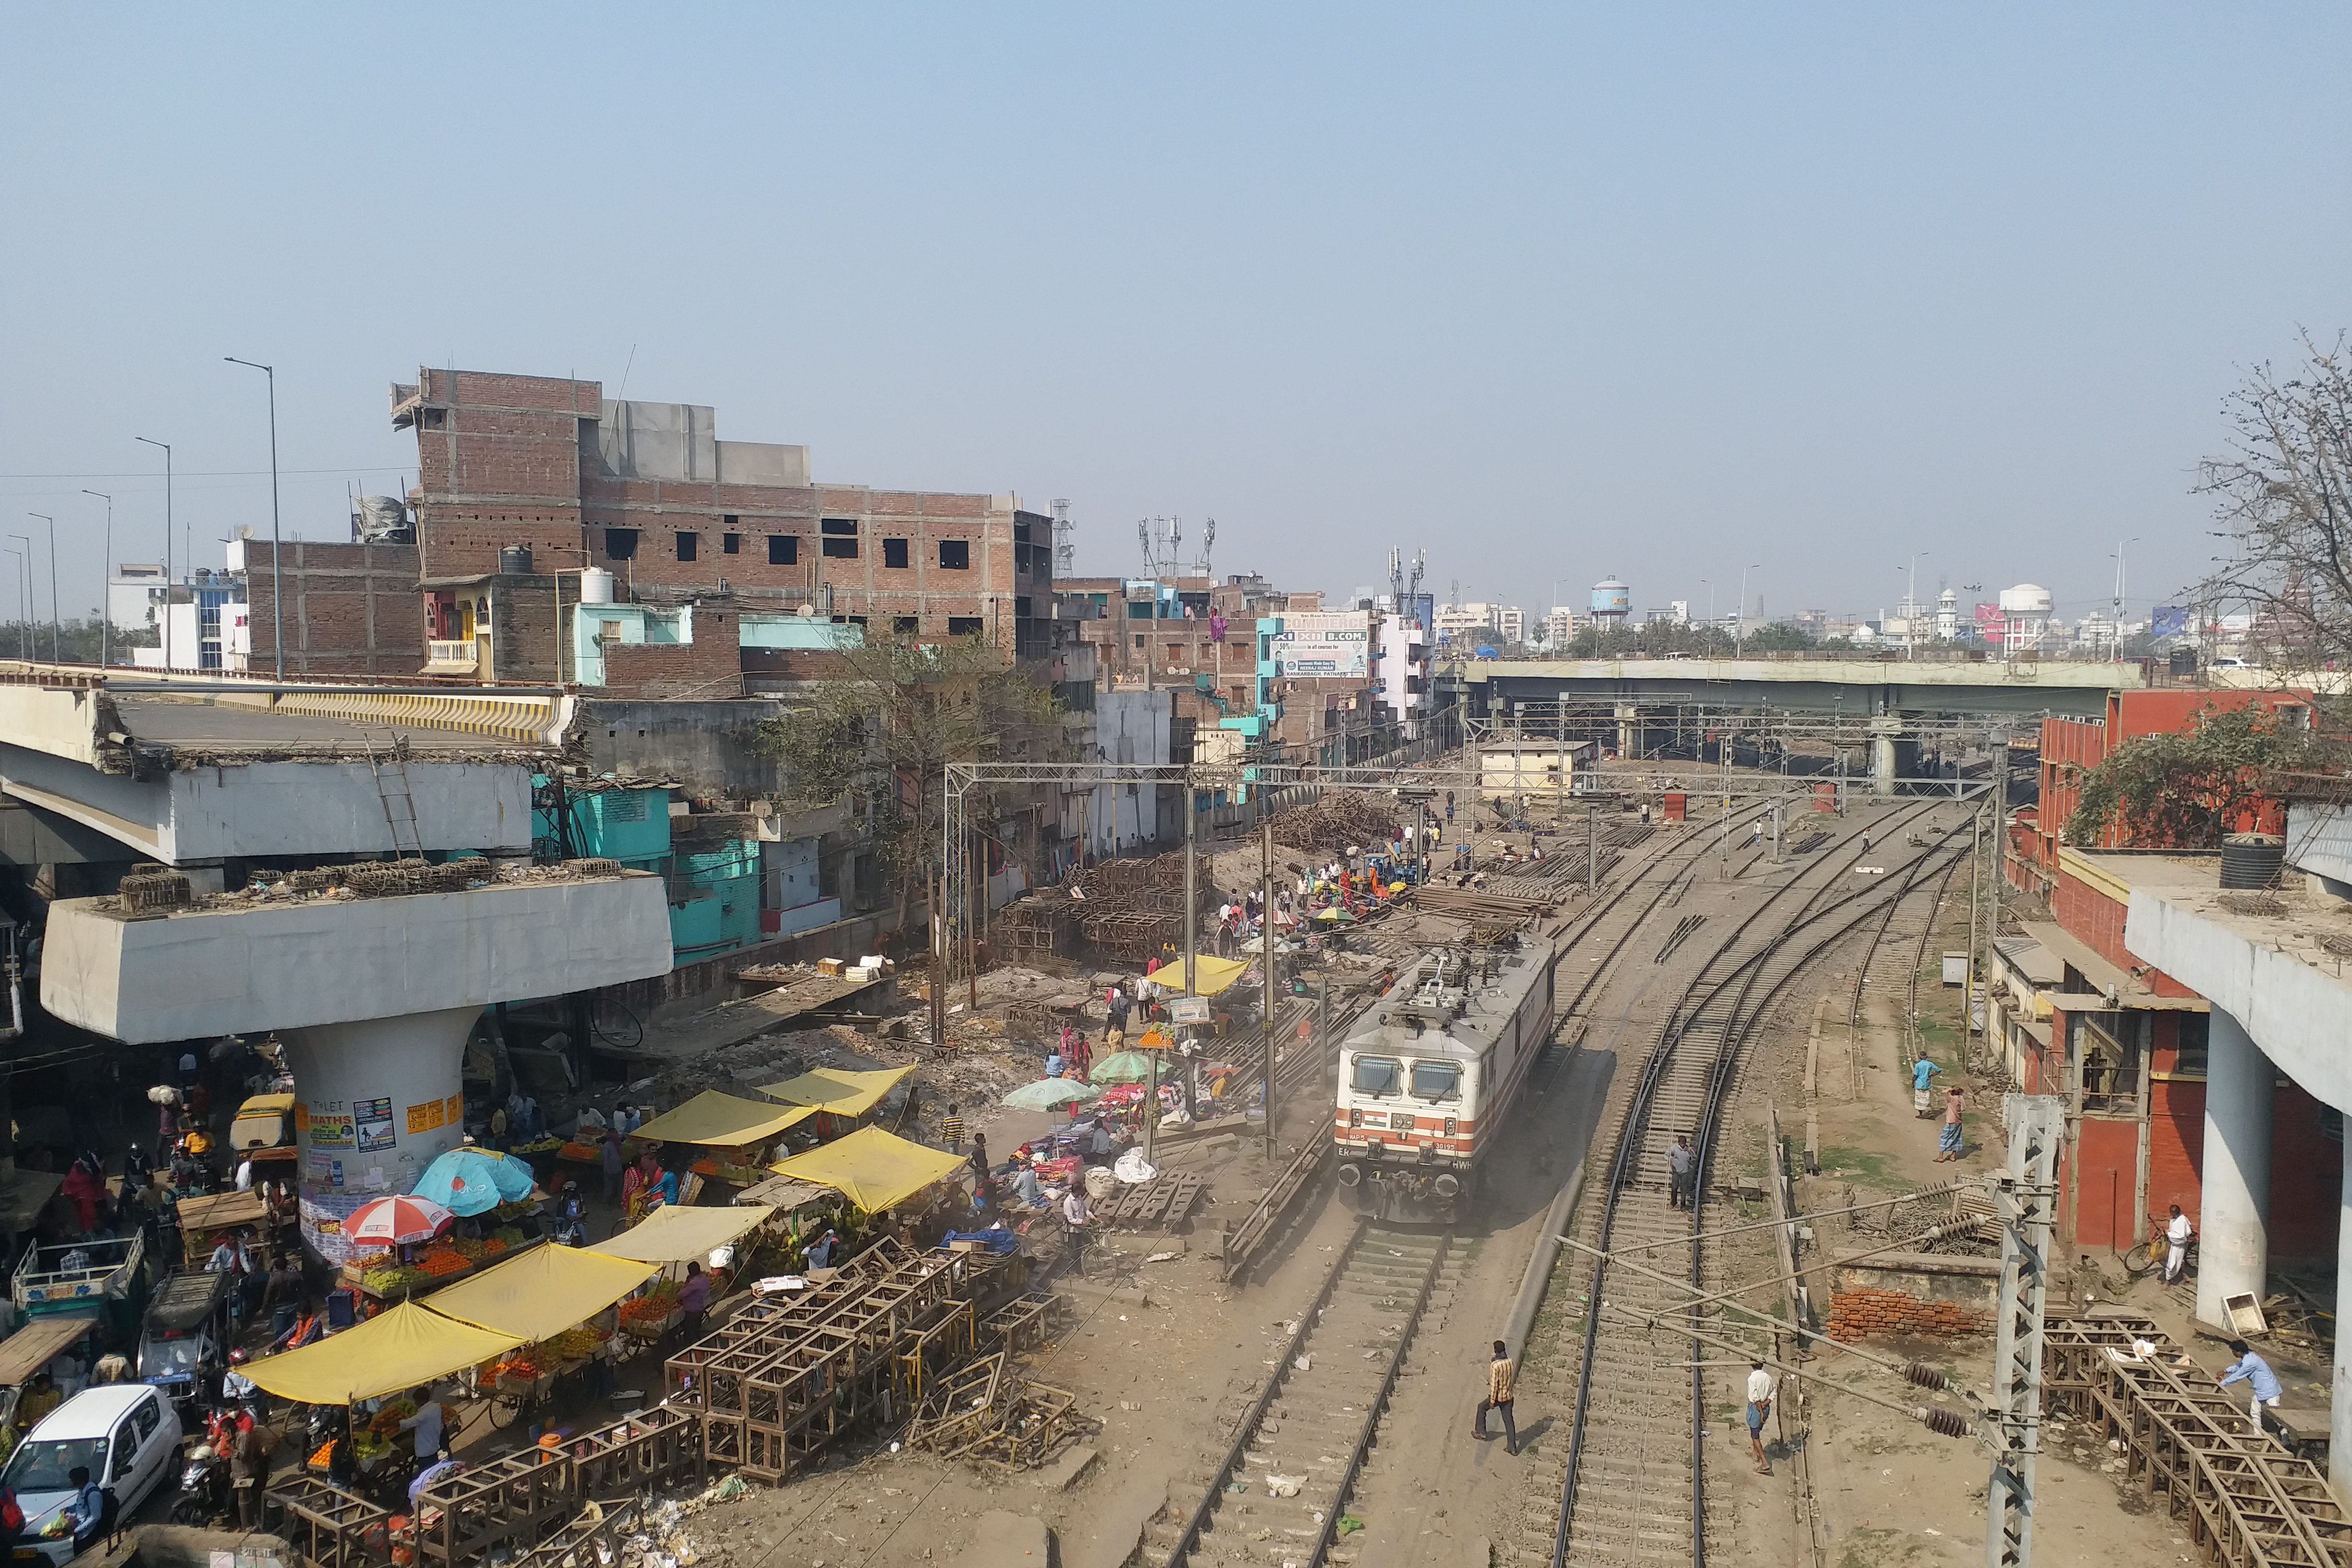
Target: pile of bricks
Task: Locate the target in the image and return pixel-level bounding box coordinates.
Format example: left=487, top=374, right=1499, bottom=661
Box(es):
left=1824, top=1287, right=1989, bottom=1340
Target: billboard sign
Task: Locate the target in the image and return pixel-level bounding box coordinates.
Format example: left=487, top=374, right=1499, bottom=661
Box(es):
left=2152, top=605, right=2190, bottom=638
left=1273, top=611, right=1370, bottom=678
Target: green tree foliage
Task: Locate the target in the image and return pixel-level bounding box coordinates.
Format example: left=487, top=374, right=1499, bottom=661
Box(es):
left=2063, top=702, right=2314, bottom=849
left=757, top=633, right=1065, bottom=923
left=0, top=618, right=156, bottom=665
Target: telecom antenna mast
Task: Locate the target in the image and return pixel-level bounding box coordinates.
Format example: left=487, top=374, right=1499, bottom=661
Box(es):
left=1137, top=516, right=1216, bottom=579
left=1051, top=498, right=1074, bottom=578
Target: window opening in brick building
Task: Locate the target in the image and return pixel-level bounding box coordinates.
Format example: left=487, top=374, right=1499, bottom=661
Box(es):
left=1015, top=597, right=1033, bottom=618
left=847, top=615, right=868, bottom=626
left=605, top=528, right=639, bottom=561
left=821, top=519, right=860, bottom=559
left=1126, top=600, right=1151, bottom=618
left=722, top=532, right=741, bottom=555
left=883, top=538, right=910, bottom=569
left=676, top=531, right=698, bottom=562
left=422, top=409, right=445, bottom=430
left=893, top=616, right=920, bottom=635
left=768, top=535, right=797, bottom=566
left=938, top=539, right=970, bottom=571
left=723, top=514, right=738, bottom=526
left=949, top=617, right=984, bottom=637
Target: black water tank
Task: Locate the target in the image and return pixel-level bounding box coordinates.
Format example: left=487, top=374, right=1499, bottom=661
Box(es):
left=2220, top=833, right=2285, bottom=889
left=498, top=544, right=533, bottom=575
left=2169, top=646, right=2197, bottom=678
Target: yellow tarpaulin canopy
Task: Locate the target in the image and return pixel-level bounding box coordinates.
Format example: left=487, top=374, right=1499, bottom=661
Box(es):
left=628, top=1090, right=816, bottom=1147
left=1149, top=954, right=1251, bottom=996
left=589, top=1204, right=775, bottom=1265
left=755, top=1064, right=916, bottom=1118
left=424, top=1242, right=658, bottom=1343
left=234, top=1301, right=521, bottom=1406
left=768, top=1125, right=969, bottom=1214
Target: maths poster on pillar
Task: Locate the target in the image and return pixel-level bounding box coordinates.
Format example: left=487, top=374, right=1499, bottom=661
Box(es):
left=307, top=1104, right=355, bottom=1149
left=354, top=1097, right=396, bottom=1152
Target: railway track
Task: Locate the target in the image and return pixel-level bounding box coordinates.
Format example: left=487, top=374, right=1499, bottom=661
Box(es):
left=1504, top=799, right=1973, bottom=1568
left=1156, top=1224, right=1463, bottom=1568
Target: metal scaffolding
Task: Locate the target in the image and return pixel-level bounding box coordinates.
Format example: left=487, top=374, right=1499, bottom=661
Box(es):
left=1986, top=1093, right=2063, bottom=1568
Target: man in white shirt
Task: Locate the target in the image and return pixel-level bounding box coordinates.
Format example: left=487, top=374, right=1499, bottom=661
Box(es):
left=1063, top=1187, right=1091, bottom=1228
left=1745, top=1360, right=1776, bottom=1475
left=2163, top=1204, right=2194, bottom=1284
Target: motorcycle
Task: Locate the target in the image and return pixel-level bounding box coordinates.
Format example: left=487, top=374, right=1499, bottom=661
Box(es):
left=169, top=1434, right=232, bottom=1527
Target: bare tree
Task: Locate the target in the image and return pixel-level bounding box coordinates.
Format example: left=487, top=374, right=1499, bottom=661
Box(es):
left=2199, top=331, right=2352, bottom=680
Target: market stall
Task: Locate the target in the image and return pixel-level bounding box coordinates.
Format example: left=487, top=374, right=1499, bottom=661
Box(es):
left=625, top=1091, right=816, bottom=1188
left=767, top=1125, right=970, bottom=1215
left=235, top=1300, right=523, bottom=1405
left=754, top=1064, right=916, bottom=1136
left=587, top=1204, right=774, bottom=1269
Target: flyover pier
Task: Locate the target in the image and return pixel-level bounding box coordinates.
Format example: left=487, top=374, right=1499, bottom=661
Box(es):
left=41, top=864, right=671, bottom=1259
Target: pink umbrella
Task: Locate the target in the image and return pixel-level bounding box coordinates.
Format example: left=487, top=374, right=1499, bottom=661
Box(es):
left=343, top=1194, right=454, bottom=1247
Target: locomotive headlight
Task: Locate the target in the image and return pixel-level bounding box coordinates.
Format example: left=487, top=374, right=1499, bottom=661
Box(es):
left=1433, top=1173, right=1461, bottom=1198
left=1443, top=1117, right=1458, bottom=1137
left=1349, top=1108, right=1362, bottom=1128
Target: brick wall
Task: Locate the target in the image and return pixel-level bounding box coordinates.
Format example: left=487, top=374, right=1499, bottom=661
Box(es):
left=2052, top=871, right=2198, bottom=998
left=1824, top=1287, right=1990, bottom=1339
left=602, top=608, right=742, bottom=698
left=243, top=541, right=424, bottom=678
left=489, top=575, right=562, bottom=685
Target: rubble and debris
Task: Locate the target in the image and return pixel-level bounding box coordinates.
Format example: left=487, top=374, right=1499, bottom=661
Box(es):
left=904, top=1351, right=1098, bottom=1472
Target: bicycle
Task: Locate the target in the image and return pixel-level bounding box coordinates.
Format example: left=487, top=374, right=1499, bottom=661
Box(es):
left=1057, top=1215, right=1133, bottom=1285
left=2122, top=1218, right=2198, bottom=1282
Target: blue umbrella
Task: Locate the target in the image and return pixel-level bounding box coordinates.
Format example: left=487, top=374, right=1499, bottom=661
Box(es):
left=413, top=1147, right=535, bottom=1216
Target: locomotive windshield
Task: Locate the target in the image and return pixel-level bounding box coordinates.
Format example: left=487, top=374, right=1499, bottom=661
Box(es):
left=1351, top=1056, right=1402, bottom=1096
left=1409, top=1061, right=1461, bottom=1101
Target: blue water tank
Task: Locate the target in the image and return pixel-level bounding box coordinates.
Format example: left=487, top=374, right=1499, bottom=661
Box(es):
left=1589, top=578, right=1631, bottom=617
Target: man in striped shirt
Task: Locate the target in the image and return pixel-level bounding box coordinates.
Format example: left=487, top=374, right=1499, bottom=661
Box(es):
left=941, top=1104, right=966, bottom=1153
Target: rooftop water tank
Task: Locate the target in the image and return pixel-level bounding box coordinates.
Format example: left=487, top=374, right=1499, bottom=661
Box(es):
left=498, top=545, right=533, bottom=576
left=1998, top=583, right=2053, bottom=615
left=579, top=567, right=617, bottom=605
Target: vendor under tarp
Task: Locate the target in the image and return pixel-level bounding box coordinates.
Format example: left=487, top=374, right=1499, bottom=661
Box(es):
left=588, top=1204, right=774, bottom=1266
left=755, top=1064, right=915, bottom=1119
left=424, top=1243, right=656, bottom=1343
left=627, top=1090, right=817, bottom=1147
left=234, top=1301, right=522, bottom=1405
left=1146, top=954, right=1251, bottom=996
left=767, top=1126, right=969, bottom=1214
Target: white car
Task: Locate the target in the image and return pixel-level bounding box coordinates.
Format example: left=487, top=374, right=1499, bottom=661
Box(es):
left=3, top=1384, right=183, bottom=1563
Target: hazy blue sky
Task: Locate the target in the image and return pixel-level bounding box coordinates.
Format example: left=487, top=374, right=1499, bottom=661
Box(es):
left=4, top=6, right=2347, bottom=629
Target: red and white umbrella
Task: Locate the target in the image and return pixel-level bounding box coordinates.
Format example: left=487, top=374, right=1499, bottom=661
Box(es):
left=343, top=1194, right=453, bottom=1247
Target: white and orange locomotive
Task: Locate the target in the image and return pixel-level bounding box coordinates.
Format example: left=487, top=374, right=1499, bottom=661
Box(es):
left=1333, top=935, right=1556, bottom=1224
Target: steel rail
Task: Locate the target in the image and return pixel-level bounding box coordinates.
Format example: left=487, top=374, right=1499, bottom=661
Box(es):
left=1547, top=802, right=1966, bottom=1568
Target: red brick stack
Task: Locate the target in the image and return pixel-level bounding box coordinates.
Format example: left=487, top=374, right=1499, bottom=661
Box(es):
left=1824, top=1287, right=1989, bottom=1339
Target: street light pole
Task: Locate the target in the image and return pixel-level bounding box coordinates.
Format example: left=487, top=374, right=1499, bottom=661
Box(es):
left=5, top=538, right=33, bottom=660
left=82, top=492, right=112, bottom=668
left=26, top=516, right=57, bottom=661
left=1736, top=562, right=1760, bottom=656
left=3, top=547, right=25, bottom=658
left=135, top=438, right=172, bottom=671
left=224, top=357, right=284, bottom=680
left=1904, top=551, right=1930, bottom=659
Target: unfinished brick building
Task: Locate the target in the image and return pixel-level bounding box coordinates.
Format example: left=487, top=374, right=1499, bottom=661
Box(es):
left=373, top=368, right=1056, bottom=694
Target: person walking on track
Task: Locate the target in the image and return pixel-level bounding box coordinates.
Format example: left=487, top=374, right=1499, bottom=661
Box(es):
left=1475, top=1340, right=1518, bottom=1454
left=1934, top=1085, right=1965, bottom=1161
left=1910, top=1055, right=1940, bottom=1118
left=1746, top=1360, right=1776, bottom=1474
left=1668, top=1134, right=1696, bottom=1209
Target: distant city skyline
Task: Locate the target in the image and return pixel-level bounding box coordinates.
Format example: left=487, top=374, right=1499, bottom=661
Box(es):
left=6, top=6, right=2347, bottom=632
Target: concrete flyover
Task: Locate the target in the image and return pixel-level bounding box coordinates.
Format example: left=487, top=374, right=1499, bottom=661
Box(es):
left=42, top=865, right=672, bottom=1261
left=1452, top=654, right=2141, bottom=792
left=0, top=664, right=573, bottom=884
left=2120, top=814, right=2352, bottom=1502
